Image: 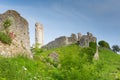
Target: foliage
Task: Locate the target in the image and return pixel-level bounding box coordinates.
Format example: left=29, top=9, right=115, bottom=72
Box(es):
left=0, top=56, right=51, bottom=80
left=3, top=18, right=12, bottom=34
left=3, top=18, right=12, bottom=29
left=89, top=42, right=97, bottom=53
left=112, top=45, right=120, bottom=53
left=98, top=48, right=120, bottom=79
left=0, top=32, right=12, bottom=45
left=98, top=40, right=110, bottom=49
left=31, top=43, right=44, bottom=55
left=80, top=47, right=95, bottom=63
left=0, top=18, right=13, bottom=45
left=0, top=44, right=120, bottom=79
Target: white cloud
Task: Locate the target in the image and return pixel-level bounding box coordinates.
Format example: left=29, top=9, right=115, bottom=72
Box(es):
left=51, top=3, right=90, bottom=21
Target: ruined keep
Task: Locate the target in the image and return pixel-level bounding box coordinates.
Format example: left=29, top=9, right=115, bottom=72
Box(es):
left=35, top=22, right=44, bottom=47
left=78, top=32, right=96, bottom=47
left=0, top=10, right=32, bottom=57
left=43, top=32, right=96, bottom=49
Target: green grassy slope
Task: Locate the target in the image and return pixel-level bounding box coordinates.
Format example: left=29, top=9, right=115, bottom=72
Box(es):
left=98, top=48, right=120, bottom=79
left=0, top=44, right=120, bottom=80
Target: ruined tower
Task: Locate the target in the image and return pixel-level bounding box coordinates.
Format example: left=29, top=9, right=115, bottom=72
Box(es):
left=35, top=22, right=44, bottom=47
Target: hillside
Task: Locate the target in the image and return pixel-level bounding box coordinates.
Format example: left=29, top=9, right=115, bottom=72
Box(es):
left=0, top=44, right=120, bottom=80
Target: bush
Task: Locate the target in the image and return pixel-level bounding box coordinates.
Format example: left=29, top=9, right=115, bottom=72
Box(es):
left=3, top=18, right=12, bottom=29
left=0, top=32, right=12, bottom=45
left=3, top=18, right=12, bottom=34
left=89, top=42, right=97, bottom=53
left=98, top=40, right=110, bottom=49
left=80, top=47, right=94, bottom=63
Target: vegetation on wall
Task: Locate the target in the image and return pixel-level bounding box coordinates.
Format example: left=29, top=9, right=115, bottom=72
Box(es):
left=0, top=18, right=13, bottom=45
left=3, top=18, right=12, bottom=34
left=0, top=32, right=12, bottom=45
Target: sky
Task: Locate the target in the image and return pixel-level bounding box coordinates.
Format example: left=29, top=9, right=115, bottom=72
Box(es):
left=0, top=0, right=120, bottom=47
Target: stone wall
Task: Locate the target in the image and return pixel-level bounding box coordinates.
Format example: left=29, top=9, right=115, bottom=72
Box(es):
left=43, top=32, right=96, bottom=49
left=43, top=36, right=68, bottom=49
left=0, top=10, right=32, bottom=57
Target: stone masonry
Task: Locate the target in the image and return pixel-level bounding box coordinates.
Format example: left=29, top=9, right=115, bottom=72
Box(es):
left=0, top=10, right=32, bottom=57
left=78, top=32, right=96, bottom=47
left=43, top=32, right=96, bottom=49
left=35, top=22, right=44, bottom=47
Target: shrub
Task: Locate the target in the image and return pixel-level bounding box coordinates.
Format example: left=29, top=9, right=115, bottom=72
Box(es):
left=31, top=47, right=44, bottom=54
left=3, top=18, right=12, bottom=34
left=0, top=32, right=12, bottom=45
left=89, top=42, right=97, bottom=53
left=80, top=47, right=94, bottom=63
left=98, top=40, right=110, bottom=49
left=3, top=18, right=12, bottom=29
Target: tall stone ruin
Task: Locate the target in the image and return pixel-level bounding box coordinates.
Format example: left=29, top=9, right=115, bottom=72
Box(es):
left=0, top=10, right=32, bottom=57
left=35, top=22, right=44, bottom=47
left=78, top=32, right=96, bottom=47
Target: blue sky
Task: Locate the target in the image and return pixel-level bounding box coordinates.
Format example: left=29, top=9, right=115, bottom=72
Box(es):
left=0, top=0, right=120, bottom=47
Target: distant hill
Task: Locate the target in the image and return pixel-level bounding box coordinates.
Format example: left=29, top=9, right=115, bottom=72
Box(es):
left=0, top=44, right=120, bottom=79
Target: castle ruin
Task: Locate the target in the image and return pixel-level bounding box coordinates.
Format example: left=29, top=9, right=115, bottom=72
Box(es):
left=0, top=10, right=97, bottom=57
left=43, top=32, right=96, bottom=49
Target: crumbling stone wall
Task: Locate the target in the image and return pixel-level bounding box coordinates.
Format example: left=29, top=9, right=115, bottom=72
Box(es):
left=43, top=32, right=96, bottom=49
left=79, top=32, right=96, bottom=47
left=0, top=10, right=32, bottom=57
left=43, top=36, right=68, bottom=49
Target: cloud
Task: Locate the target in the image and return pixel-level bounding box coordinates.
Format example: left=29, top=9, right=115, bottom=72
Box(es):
left=51, top=3, right=90, bottom=21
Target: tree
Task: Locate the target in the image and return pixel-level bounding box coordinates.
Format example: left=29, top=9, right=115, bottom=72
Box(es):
left=112, top=45, right=120, bottom=53
left=98, top=40, right=110, bottom=49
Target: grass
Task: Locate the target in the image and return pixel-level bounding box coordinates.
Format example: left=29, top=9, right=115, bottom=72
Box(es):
left=98, top=48, right=120, bottom=79
left=0, top=44, right=120, bottom=79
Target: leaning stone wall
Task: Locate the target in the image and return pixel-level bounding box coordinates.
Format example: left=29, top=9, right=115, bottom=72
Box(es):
left=0, top=10, right=32, bottom=57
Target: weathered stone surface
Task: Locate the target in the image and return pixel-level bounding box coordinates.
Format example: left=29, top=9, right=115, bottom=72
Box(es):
left=48, top=51, right=59, bottom=62
left=0, top=10, right=32, bottom=58
left=68, top=33, right=77, bottom=44
left=79, top=35, right=89, bottom=47
left=87, top=32, right=93, bottom=37
left=78, top=33, right=82, bottom=41
left=79, top=32, right=96, bottom=47
left=35, top=22, right=44, bottom=48
left=43, top=36, right=68, bottom=49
